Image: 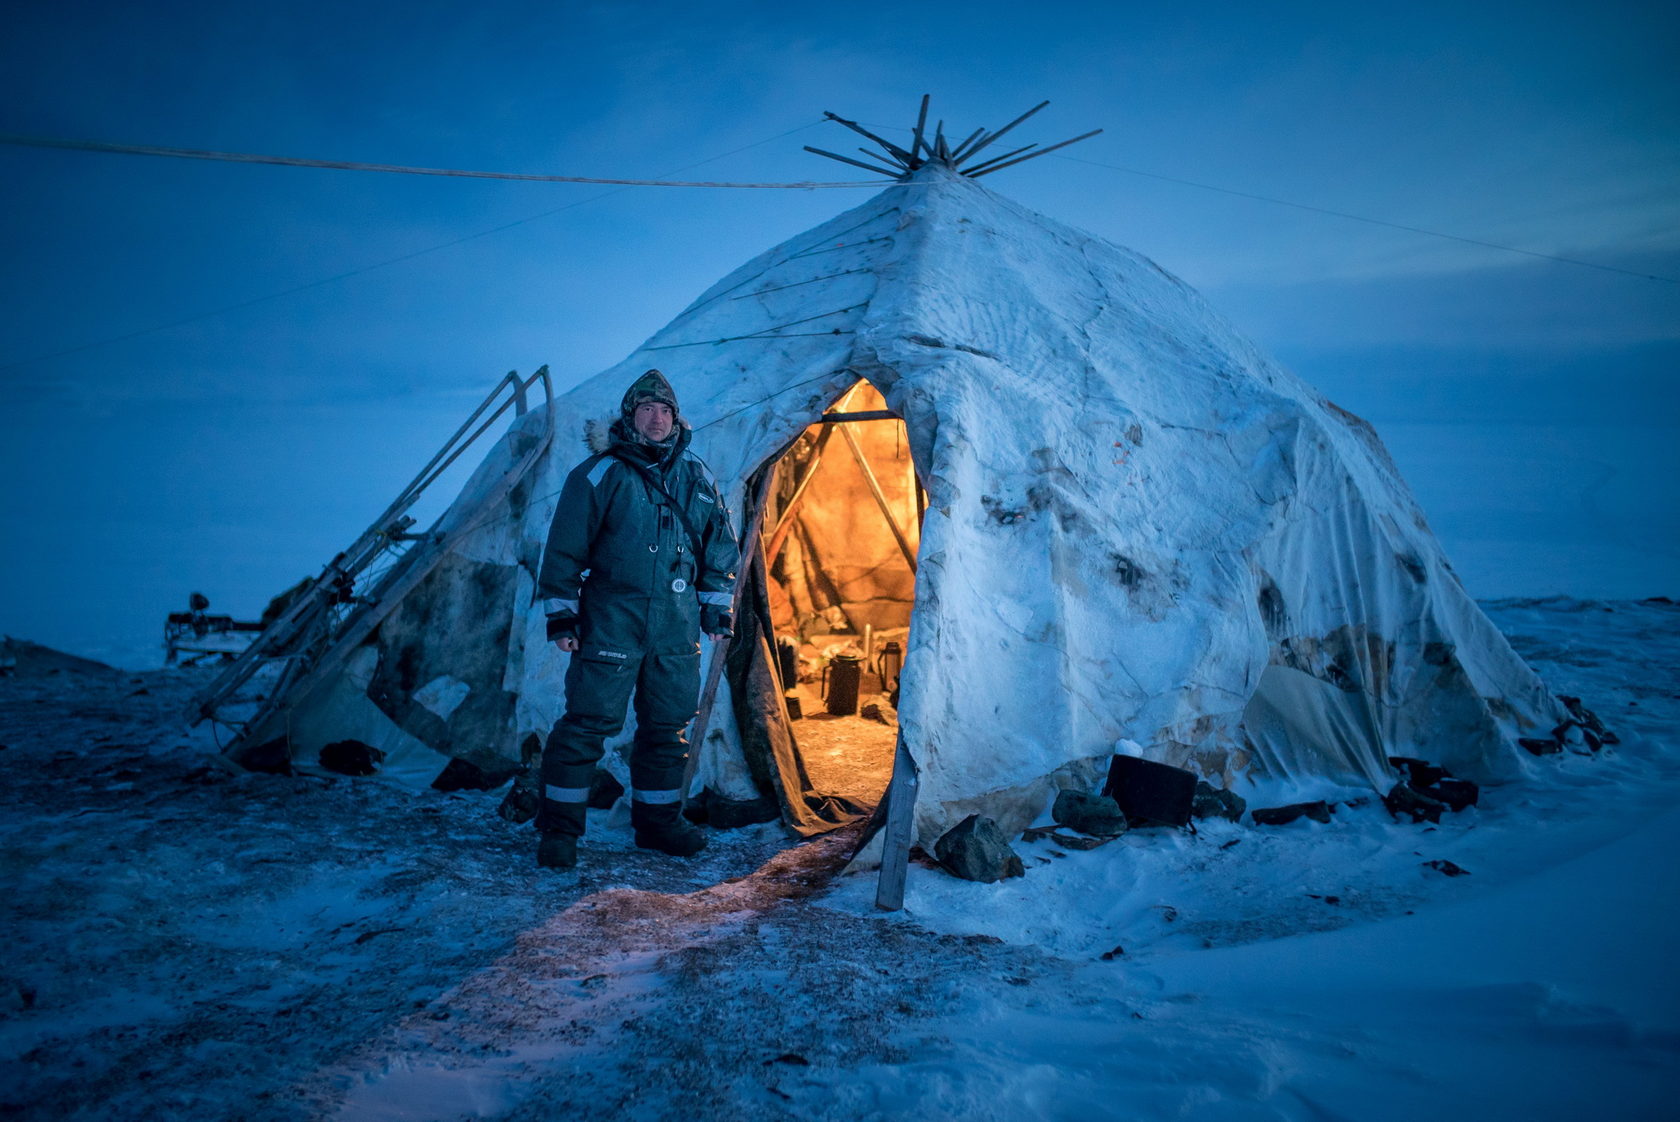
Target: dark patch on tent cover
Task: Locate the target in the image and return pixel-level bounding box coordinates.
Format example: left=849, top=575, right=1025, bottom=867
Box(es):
left=366, top=553, right=520, bottom=770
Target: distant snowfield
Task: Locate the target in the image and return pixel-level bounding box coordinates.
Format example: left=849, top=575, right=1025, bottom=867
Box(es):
left=2, top=597, right=1676, bottom=1119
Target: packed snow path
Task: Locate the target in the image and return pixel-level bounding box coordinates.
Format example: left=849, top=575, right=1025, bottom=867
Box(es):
left=2, top=598, right=1676, bottom=1119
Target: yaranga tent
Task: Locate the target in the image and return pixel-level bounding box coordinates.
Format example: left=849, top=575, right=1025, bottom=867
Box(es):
left=204, top=142, right=1568, bottom=863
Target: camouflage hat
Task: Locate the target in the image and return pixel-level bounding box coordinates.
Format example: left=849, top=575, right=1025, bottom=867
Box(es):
left=621, top=368, right=679, bottom=417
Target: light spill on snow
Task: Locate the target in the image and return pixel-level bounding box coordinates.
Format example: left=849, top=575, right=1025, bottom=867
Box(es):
left=1, top=597, right=1677, bottom=1119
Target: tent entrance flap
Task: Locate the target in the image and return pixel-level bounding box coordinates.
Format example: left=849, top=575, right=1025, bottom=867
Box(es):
left=704, top=380, right=923, bottom=834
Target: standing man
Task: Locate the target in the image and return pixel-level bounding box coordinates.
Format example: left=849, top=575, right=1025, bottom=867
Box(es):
left=533, top=369, right=740, bottom=869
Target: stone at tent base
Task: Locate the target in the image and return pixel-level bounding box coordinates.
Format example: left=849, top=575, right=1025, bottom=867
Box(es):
left=1423, top=858, right=1471, bottom=877
left=431, top=757, right=519, bottom=793
left=1191, top=781, right=1247, bottom=823
left=497, top=770, right=540, bottom=824
left=682, top=787, right=781, bottom=829
left=1103, top=756, right=1197, bottom=827
left=1051, top=790, right=1129, bottom=836
left=237, top=736, right=293, bottom=775
left=1426, top=776, right=1480, bottom=812
left=319, top=739, right=384, bottom=777
left=1387, top=756, right=1449, bottom=789
left=1559, top=694, right=1618, bottom=745
left=1251, top=800, right=1334, bottom=827
left=1383, top=783, right=1447, bottom=824
left=588, top=768, right=625, bottom=810
left=934, top=815, right=1025, bottom=883
left=1519, top=736, right=1564, bottom=757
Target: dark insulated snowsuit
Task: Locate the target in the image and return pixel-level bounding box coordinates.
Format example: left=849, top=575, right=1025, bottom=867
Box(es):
left=534, top=424, right=739, bottom=837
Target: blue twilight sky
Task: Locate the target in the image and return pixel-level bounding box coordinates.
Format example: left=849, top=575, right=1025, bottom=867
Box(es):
left=1, top=0, right=1676, bottom=665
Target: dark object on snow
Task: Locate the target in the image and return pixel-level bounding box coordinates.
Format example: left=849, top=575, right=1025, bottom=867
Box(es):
left=1052, top=790, right=1129, bottom=836
left=1383, top=783, right=1446, bottom=824
left=588, top=768, right=625, bottom=809
left=934, top=814, right=1025, bottom=882
left=497, top=771, right=540, bottom=824
left=432, top=756, right=518, bottom=792
left=1100, top=944, right=1125, bottom=961
left=319, top=739, right=383, bottom=776
left=766, top=1053, right=810, bottom=1066
left=1103, top=755, right=1197, bottom=827
left=1388, top=756, right=1448, bottom=788
left=1191, top=781, right=1247, bottom=822
left=1519, top=736, right=1564, bottom=757
left=1423, top=859, right=1470, bottom=877
left=1020, top=826, right=1112, bottom=851
left=682, top=787, right=781, bottom=829
left=1558, top=695, right=1618, bottom=744
left=1425, top=777, right=1480, bottom=812
left=1251, top=800, right=1333, bottom=827
left=783, top=690, right=802, bottom=720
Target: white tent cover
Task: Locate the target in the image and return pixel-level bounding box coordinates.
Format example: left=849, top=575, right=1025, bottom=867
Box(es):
left=316, top=165, right=1563, bottom=848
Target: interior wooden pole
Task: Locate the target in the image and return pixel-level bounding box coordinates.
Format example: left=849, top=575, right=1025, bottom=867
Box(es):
left=839, top=423, right=918, bottom=575
left=764, top=425, right=836, bottom=564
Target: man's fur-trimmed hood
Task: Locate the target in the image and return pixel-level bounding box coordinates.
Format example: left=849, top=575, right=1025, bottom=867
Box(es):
left=583, top=413, right=692, bottom=459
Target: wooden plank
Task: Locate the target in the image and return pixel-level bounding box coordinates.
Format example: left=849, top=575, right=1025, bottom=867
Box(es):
left=839, top=422, right=917, bottom=575
left=874, top=733, right=919, bottom=911
left=969, top=129, right=1103, bottom=177
left=818, top=409, right=898, bottom=423
left=954, top=100, right=1049, bottom=167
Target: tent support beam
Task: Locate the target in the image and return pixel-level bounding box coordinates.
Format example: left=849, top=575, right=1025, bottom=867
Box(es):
left=875, top=733, right=919, bottom=910
left=839, top=423, right=918, bottom=575
left=764, top=425, right=836, bottom=564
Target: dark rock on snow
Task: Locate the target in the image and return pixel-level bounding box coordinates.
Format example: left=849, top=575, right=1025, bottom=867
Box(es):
left=1191, top=781, right=1247, bottom=822
left=496, top=771, right=540, bottom=824
left=1051, top=790, right=1129, bottom=836
left=1384, top=783, right=1447, bottom=824
left=1388, top=756, right=1449, bottom=789
left=1251, top=800, right=1334, bottom=827
left=1425, top=777, right=1480, bottom=812
left=1519, top=736, right=1564, bottom=757
left=1423, top=859, right=1471, bottom=877
left=319, top=739, right=384, bottom=777
left=934, top=815, right=1025, bottom=883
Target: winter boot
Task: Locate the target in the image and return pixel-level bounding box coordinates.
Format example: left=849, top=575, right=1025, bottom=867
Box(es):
left=631, top=801, right=708, bottom=858
left=536, top=832, right=578, bottom=869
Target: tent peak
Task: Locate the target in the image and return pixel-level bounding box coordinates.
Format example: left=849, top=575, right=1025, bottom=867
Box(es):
left=803, top=96, right=1102, bottom=180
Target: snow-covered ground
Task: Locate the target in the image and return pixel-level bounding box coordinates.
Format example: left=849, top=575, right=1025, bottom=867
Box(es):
left=2, top=597, right=1677, bottom=1119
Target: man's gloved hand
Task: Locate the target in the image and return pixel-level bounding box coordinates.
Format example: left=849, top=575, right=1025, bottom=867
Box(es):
left=546, top=609, right=579, bottom=648
left=700, top=605, right=734, bottom=639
